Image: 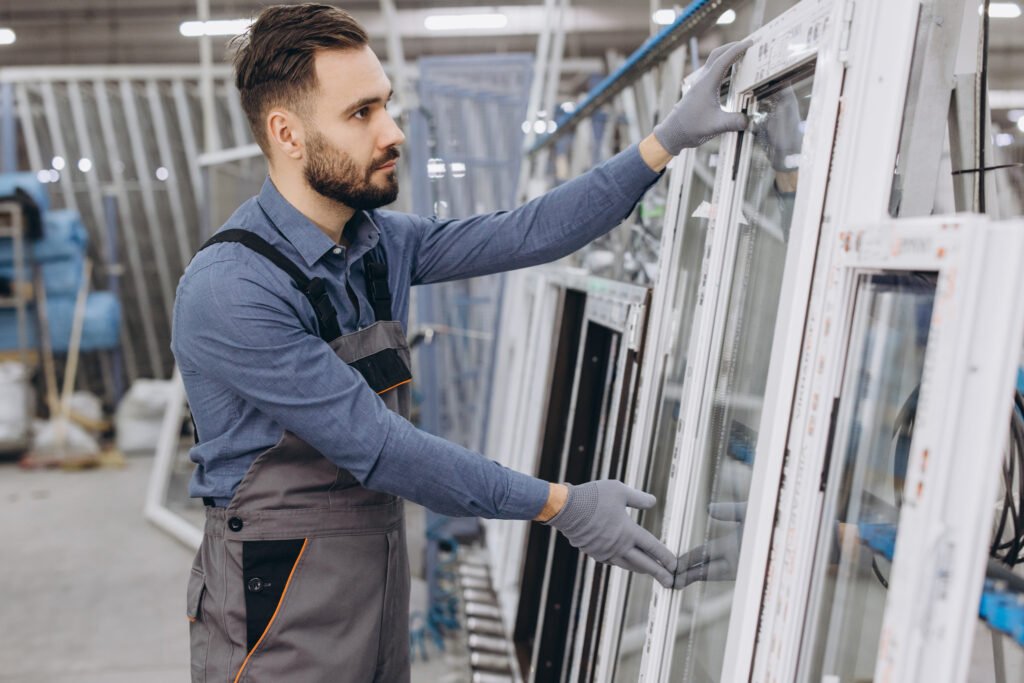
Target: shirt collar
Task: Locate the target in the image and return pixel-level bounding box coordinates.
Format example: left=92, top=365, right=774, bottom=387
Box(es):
left=256, top=177, right=380, bottom=268
left=343, top=210, right=382, bottom=264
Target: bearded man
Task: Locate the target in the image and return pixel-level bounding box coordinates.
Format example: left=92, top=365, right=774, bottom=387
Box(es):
left=172, top=4, right=750, bottom=681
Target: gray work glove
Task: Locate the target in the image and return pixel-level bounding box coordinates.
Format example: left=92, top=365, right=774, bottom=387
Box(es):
left=652, top=40, right=753, bottom=154
left=752, top=86, right=803, bottom=171
left=546, top=480, right=677, bottom=588
left=674, top=501, right=745, bottom=588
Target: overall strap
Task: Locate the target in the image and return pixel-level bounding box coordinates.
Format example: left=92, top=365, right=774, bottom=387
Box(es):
left=362, top=243, right=393, bottom=322
left=198, top=229, right=342, bottom=342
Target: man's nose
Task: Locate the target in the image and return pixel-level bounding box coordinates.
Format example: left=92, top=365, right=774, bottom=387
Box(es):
left=380, top=114, right=406, bottom=150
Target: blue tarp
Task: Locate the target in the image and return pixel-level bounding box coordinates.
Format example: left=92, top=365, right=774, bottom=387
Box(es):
left=0, top=172, right=49, bottom=212
left=0, top=209, right=89, bottom=295
left=0, top=291, right=120, bottom=352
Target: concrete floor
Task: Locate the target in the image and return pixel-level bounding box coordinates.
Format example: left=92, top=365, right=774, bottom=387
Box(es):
left=0, top=455, right=467, bottom=683
left=5, top=452, right=1017, bottom=683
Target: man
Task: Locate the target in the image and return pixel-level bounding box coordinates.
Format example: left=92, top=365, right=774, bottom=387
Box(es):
left=173, top=4, right=750, bottom=682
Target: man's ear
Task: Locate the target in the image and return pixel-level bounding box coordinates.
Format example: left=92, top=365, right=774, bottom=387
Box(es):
left=267, top=108, right=305, bottom=161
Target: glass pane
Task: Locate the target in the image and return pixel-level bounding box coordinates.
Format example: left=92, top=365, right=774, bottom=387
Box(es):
left=669, top=66, right=816, bottom=682
left=613, top=140, right=720, bottom=682
left=799, top=273, right=936, bottom=682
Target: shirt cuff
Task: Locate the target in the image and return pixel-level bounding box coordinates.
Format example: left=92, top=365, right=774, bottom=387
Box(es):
left=605, top=143, right=665, bottom=201
left=499, top=469, right=551, bottom=520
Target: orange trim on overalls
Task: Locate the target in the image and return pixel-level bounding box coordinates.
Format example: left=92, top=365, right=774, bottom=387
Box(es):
left=376, top=378, right=412, bottom=395
left=232, top=538, right=309, bottom=683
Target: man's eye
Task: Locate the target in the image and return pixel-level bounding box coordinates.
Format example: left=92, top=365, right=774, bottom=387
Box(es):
left=354, top=107, right=370, bottom=120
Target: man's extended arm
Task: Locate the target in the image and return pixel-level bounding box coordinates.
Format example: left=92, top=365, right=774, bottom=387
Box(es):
left=409, top=144, right=661, bottom=286
left=176, top=256, right=549, bottom=520
left=410, top=39, right=752, bottom=286
left=175, top=255, right=678, bottom=587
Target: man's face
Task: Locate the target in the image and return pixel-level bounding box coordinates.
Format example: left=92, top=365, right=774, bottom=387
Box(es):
left=300, top=46, right=405, bottom=209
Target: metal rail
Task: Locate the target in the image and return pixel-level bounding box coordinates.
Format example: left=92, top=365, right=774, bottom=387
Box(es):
left=527, top=0, right=732, bottom=155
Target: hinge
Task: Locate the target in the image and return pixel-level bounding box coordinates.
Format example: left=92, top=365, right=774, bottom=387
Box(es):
left=627, top=306, right=644, bottom=350
left=838, top=0, right=855, bottom=63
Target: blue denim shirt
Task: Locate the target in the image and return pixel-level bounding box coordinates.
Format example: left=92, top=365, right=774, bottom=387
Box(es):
left=171, top=144, right=661, bottom=519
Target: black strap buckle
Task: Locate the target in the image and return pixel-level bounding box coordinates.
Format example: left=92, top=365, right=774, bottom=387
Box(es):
left=304, top=278, right=342, bottom=340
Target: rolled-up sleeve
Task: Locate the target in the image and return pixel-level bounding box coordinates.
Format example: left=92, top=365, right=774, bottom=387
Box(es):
left=176, top=256, right=549, bottom=520
left=411, top=144, right=662, bottom=285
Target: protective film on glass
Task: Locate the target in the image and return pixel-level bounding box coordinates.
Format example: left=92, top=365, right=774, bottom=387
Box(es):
left=613, top=140, right=721, bottom=682
left=798, top=272, right=936, bottom=682
left=668, top=66, right=815, bottom=683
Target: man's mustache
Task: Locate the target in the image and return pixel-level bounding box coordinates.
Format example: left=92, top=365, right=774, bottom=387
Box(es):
left=372, top=148, right=401, bottom=170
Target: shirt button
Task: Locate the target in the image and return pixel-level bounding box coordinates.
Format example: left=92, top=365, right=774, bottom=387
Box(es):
left=332, top=247, right=343, bottom=255
left=247, top=577, right=268, bottom=593
left=228, top=517, right=244, bottom=532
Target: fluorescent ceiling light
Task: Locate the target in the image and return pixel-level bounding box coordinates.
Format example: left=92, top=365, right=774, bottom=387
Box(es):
left=652, top=9, right=676, bottom=25
left=717, top=9, right=737, bottom=24
left=180, top=19, right=253, bottom=37
left=424, top=13, right=508, bottom=31
left=980, top=2, right=1022, bottom=18
left=0, top=28, right=15, bottom=45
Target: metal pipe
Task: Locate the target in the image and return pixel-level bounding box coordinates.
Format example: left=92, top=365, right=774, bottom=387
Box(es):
left=379, top=0, right=413, bottom=109
left=39, top=82, right=79, bottom=212
left=119, top=78, right=176, bottom=324
left=171, top=79, right=205, bottom=234
left=103, top=192, right=133, bottom=391
left=197, top=0, right=219, bottom=154
left=67, top=80, right=138, bottom=385
left=541, top=0, right=569, bottom=129
left=1, top=83, right=15, bottom=173
left=528, top=0, right=730, bottom=155
left=223, top=78, right=249, bottom=148
left=515, top=0, right=558, bottom=199
left=13, top=83, right=42, bottom=173
left=94, top=77, right=165, bottom=378
left=145, top=79, right=194, bottom=269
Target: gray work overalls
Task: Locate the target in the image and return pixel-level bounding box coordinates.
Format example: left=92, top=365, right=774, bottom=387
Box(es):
left=185, top=229, right=412, bottom=683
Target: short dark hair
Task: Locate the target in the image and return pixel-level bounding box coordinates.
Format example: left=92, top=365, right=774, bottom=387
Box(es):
left=231, top=4, right=369, bottom=152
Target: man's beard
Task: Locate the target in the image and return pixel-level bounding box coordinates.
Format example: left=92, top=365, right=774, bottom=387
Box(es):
left=303, top=130, right=400, bottom=210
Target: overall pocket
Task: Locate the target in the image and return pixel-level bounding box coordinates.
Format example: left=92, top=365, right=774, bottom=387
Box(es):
left=187, top=567, right=209, bottom=682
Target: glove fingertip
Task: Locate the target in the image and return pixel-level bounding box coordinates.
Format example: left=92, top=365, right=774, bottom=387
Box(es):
left=725, top=112, right=749, bottom=132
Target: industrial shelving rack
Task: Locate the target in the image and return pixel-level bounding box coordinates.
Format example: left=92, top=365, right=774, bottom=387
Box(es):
left=0, top=200, right=33, bottom=362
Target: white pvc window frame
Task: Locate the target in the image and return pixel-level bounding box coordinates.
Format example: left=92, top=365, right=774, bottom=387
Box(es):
left=591, top=137, right=695, bottom=683
left=566, top=280, right=651, bottom=682
left=635, top=1, right=849, bottom=679
left=743, top=0, right=953, bottom=678
left=143, top=367, right=202, bottom=550
left=527, top=275, right=649, bottom=681
left=755, top=215, right=1024, bottom=683
left=870, top=218, right=1024, bottom=682
left=485, top=268, right=572, bottom=627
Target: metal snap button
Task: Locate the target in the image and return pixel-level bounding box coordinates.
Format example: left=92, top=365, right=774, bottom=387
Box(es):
left=332, top=247, right=343, bottom=255
left=247, top=577, right=268, bottom=593
left=228, top=517, right=244, bottom=532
